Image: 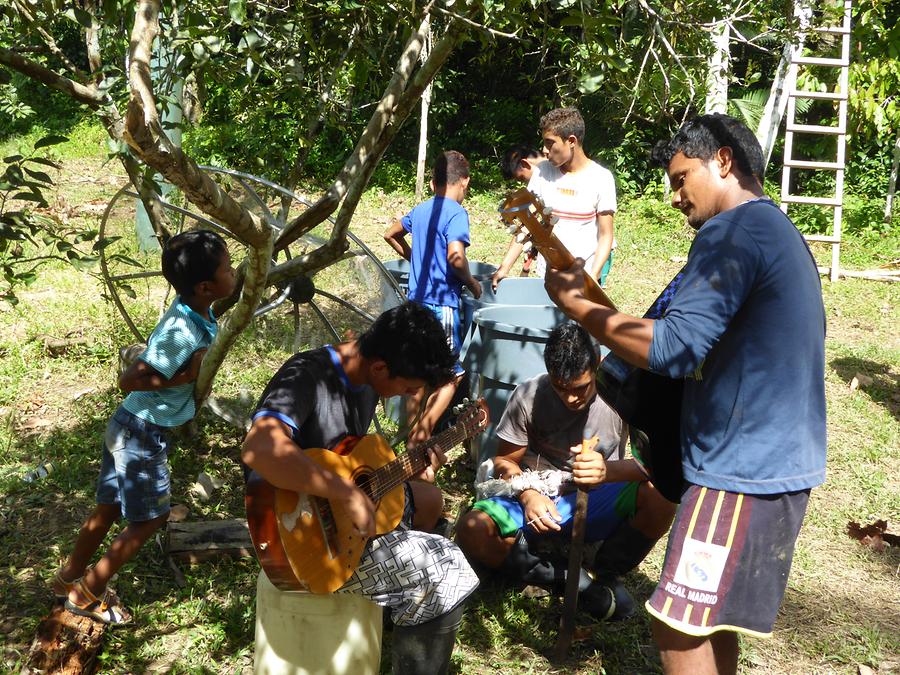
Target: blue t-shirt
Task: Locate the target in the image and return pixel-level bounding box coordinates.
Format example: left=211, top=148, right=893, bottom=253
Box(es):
left=648, top=199, right=826, bottom=494
left=122, top=297, right=218, bottom=427
left=401, top=196, right=471, bottom=306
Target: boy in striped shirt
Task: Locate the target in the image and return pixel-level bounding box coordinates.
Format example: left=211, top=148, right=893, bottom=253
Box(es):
left=53, top=230, right=235, bottom=624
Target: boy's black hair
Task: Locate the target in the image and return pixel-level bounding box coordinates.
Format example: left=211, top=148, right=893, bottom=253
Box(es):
left=540, top=107, right=585, bottom=145
left=501, top=146, right=542, bottom=180
left=544, top=322, right=597, bottom=383
left=650, top=113, right=765, bottom=180
left=432, top=150, right=470, bottom=187
left=161, top=230, right=228, bottom=299
left=358, top=302, right=456, bottom=388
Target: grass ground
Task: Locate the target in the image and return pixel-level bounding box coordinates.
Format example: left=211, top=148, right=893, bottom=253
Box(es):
left=0, top=130, right=898, bottom=674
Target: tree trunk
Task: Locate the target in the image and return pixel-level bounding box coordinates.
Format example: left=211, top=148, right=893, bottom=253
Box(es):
left=123, top=0, right=273, bottom=407
left=415, top=15, right=432, bottom=201
left=28, top=605, right=105, bottom=674
left=885, top=133, right=900, bottom=223
left=704, top=21, right=729, bottom=114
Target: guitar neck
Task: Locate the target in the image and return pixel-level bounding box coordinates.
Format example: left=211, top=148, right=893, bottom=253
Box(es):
left=368, top=423, right=471, bottom=501
left=501, top=188, right=616, bottom=310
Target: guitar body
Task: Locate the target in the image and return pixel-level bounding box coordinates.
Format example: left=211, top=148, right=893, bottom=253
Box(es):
left=596, top=269, right=687, bottom=503
left=245, top=399, right=489, bottom=594
left=245, top=435, right=405, bottom=594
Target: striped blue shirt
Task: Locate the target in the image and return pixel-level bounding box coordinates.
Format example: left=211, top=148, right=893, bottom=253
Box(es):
left=122, top=297, right=218, bottom=427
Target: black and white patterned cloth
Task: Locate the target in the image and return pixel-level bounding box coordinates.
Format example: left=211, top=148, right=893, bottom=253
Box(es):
left=338, top=485, right=478, bottom=626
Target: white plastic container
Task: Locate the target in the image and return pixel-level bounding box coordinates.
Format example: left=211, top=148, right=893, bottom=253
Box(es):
left=254, top=571, right=383, bottom=675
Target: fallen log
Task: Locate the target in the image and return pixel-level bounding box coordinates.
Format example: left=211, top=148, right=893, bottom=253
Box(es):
left=164, top=519, right=254, bottom=564
left=27, top=604, right=105, bottom=674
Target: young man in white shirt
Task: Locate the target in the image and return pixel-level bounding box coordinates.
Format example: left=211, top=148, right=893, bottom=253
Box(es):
left=492, top=108, right=617, bottom=290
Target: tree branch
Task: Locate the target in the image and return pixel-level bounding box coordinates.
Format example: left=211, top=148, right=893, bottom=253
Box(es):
left=11, top=0, right=88, bottom=80
left=0, top=48, right=103, bottom=105
left=273, top=11, right=433, bottom=251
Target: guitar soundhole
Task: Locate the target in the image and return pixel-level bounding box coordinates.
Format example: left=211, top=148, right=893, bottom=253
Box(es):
left=353, top=472, right=376, bottom=503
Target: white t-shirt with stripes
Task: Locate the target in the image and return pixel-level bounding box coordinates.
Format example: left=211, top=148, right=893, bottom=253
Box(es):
left=527, top=159, right=617, bottom=276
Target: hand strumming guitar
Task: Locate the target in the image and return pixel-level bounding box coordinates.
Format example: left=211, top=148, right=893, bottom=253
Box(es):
left=335, top=481, right=376, bottom=538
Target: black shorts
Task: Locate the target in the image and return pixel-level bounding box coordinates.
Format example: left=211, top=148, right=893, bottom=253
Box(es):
left=646, top=484, right=810, bottom=637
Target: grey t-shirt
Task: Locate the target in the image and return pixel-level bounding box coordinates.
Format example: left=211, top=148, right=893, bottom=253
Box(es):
left=253, top=345, right=379, bottom=450
left=496, top=374, right=623, bottom=471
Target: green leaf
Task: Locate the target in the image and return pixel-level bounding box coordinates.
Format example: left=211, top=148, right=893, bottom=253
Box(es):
left=3, top=155, right=23, bottom=164
left=25, top=157, right=61, bottom=169
left=119, top=283, right=137, bottom=299
left=93, top=236, right=121, bottom=251
left=34, top=135, right=68, bottom=150
left=23, top=168, right=53, bottom=185
left=229, top=0, right=247, bottom=25
left=12, top=192, right=46, bottom=204
left=70, top=254, right=100, bottom=270
left=64, top=6, right=95, bottom=28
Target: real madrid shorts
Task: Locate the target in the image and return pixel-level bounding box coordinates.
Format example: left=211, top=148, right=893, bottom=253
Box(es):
left=646, top=484, right=809, bottom=638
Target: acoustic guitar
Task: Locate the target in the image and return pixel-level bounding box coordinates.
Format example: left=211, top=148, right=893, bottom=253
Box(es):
left=499, top=188, right=686, bottom=503
left=245, top=399, right=489, bottom=593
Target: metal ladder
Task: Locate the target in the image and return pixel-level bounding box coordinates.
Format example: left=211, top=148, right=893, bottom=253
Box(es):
left=779, top=0, right=852, bottom=282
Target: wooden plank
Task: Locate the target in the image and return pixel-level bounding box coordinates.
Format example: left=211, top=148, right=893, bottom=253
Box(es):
left=789, top=89, right=848, bottom=101
left=164, top=519, right=254, bottom=564
left=27, top=604, right=106, bottom=675
left=781, top=194, right=843, bottom=207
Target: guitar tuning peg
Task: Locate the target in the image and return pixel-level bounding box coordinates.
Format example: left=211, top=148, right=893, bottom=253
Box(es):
left=522, top=241, right=533, bottom=253
left=452, top=405, right=462, bottom=415
left=515, top=232, right=529, bottom=244
left=549, top=215, right=559, bottom=225
left=542, top=206, right=553, bottom=216
left=506, top=224, right=519, bottom=234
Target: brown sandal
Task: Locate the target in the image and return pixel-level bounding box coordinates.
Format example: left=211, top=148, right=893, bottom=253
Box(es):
left=65, top=579, right=131, bottom=625
left=51, top=568, right=82, bottom=601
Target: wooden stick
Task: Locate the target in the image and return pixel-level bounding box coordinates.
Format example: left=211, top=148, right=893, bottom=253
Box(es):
left=551, top=435, right=599, bottom=661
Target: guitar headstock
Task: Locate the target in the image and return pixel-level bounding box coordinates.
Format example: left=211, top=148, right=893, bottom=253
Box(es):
left=451, top=398, right=490, bottom=435
left=497, top=187, right=559, bottom=257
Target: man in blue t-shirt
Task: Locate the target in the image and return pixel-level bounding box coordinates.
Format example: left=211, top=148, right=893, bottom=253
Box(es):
left=545, top=114, right=826, bottom=675
left=384, top=150, right=482, bottom=446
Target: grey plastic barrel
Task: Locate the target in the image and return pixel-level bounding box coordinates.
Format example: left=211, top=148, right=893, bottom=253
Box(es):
left=460, top=277, right=552, bottom=362
left=381, top=258, right=497, bottom=301
left=463, top=304, right=567, bottom=464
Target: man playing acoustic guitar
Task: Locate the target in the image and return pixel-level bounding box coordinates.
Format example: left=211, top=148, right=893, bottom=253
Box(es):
left=545, top=114, right=826, bottom=675
left=242, top=303, right=479, bottom=675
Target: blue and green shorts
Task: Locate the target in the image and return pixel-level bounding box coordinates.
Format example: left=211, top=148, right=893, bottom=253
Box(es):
left=472, top=480, right=639, bottom=543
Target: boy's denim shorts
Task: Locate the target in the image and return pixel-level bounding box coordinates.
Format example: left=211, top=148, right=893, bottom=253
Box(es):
left=96, top=407, right=171, bottom=522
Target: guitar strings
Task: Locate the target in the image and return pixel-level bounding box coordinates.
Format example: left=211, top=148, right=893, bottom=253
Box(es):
left=351, top=420, right=476, bottom=500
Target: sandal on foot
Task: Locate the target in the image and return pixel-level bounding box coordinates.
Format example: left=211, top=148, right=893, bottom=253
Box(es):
left=51, top=568, right=82, bottom=601
left=65, top=579, right=132, bottom=625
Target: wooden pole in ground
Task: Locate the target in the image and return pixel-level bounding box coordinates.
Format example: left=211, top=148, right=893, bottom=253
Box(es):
left=552, top=434, right=599, bottom=661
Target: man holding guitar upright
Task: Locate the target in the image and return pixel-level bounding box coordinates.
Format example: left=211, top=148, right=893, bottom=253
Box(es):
left=242, top=303, right=479, bottom=675
left=545, top=114, right=826, bottom=675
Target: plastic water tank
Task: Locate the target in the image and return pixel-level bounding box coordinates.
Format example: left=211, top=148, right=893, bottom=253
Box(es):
left=460, top=277, right=552, bottom=362
left=463, top=304, right=567, bottom=464
left=381, top=259, right=497, bottom=424
left=380, top=258, right=497, bottom=302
